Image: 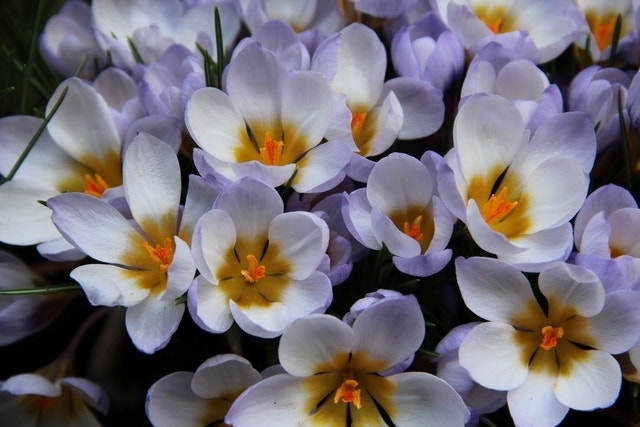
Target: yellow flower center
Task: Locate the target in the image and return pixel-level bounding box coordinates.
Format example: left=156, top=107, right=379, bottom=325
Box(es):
left=482, top=186, right=518, bottom=225
left=473, top=5, right=508, bottom=34
left=142, top=237, right=174, bottom=273
left=260, top=133, right=284, bottom=166
left=351, top=112, right=367, bottom=138
left=334, top=379, right=361, bottom=409
left=240, top=254, right=266, bottom=283
left=540, top=325, right=564, bottom=350
left=403, top=215, right=424, bottom=243
left=585, top=12, right=618, bottom=51
left=83, top=173, right=110, bottom=198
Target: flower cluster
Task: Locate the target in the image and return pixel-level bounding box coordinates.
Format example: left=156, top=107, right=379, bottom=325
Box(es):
left=1, top=0, right=640, bottom=425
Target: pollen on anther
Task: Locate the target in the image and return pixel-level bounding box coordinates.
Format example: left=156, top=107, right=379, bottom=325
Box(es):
left=334, top=379, right=362, bottom=409
left=260, top=133, right=284, bottom=166
left=482, top=186, right=518, bottom=225
left=540, top=325, right=564, bottom=350
left=143, top=237, right=174, bottom=273
left=403, top=215, right=424, bottom=243
left=241, top=254, right=266, bottom=283
left=84, top=173, right=109, bottom=198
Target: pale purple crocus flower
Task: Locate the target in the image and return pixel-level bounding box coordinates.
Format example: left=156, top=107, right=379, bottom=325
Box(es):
left=311, top=23, right=444, bottom=181
left=391, top=12, right=465, bottom=94
left=346, top=0, right=418, bottom=19
left=186, top=42, right=354, bottom=193
left=188, top=178, right=333, bottom=338
left=438, top=94, right=596, bottom=272
left=456, top=257, right=640, bottom=426
left=573, top=184, right=640, bottom=292
left=434, top=322, right=507, bottom=427
left=47, top=134, right=204, bottom=354
left=460, top=42, right=563, bottom=133
left=344, top=152, right=454, bottom=277
left=146, top=354, right=262, bottom=427
left=91, top=0, right=241, bottom=70
left=226, top=296, right=469, bottom=426
left=39, top=0, right=104, bottom=78
left=430, top=0, right=586, bottom=63
left=568, top=65, right=633, bottom=153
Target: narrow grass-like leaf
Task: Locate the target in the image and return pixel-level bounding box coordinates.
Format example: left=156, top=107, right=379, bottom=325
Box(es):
left=214, top=6, right=224, bottom=88
left=196, top=42, right=217, bottom=88
left=607, top=14, right=623, bottom=67
left=0, top=86, right=14, bottom=98
left=617, top=86, right=632, bottom=191
left=0, top=283, right=81, bottom=296
left=127, top=37, right=145, bottom=64
left=2, top=86, right=68, bottom=183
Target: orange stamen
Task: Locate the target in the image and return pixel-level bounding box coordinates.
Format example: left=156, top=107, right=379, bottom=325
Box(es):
left=334, top=379, right=362, bottom=409
left=351, top=112, right=367, bottom=137
left=240, top=254, right=266, bottom=283
left=403, top=215, right=424, bottom=243
left=84, top=173, right=109, bottom=198
left=260, top=133, right=284, bottom=165
left=143, top=237, right=174, bottom=273
left=540, top=325, right=564, bottom=350
left=484, top=17, right=503, bottom=34
left=482, top=186, right=518, bottom=225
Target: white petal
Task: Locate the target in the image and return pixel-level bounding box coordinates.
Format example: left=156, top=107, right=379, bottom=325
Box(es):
left=455, top=257, right=542, bottom=323
left=146, top=372, right=211, bottom=427
left=125, top=297, right=184, bottom=353
left=342, top=189, right=380, bottom=250
left=187, top=275, right=234, bottom=334
left=466, top=198, right=526, bottom=256
left=192, top=354, right=262, bottom=399
left=278, top=271, right=333, bottom=321
left=459, top=322, right=530, bottom=390
left=123, top=133, right=180, bottom=241
left=178, top=175, right=220, bottom=244
left=289, top=140, right=350, bottom=193
left=269, top=211, right=329, bottom=280
left=191, top=209, right=236, bottom=284
left=1, top=374, right=59, bottom=397
left=60, top=377, right=109, bottom=414
left=371, top=208, right=421, bottom=258
left=555, top=349, right=621, bottom=410
left=71, top=263, right=150, bottom=307
left=499, top=224, right=574, bottom=272
left=279, top=314, right=353, bottom=376
left=507, top=370, right=569, bottom=427
left=352, top=296, right=425, bottom=371
left=538, top=263, right=604, bottom=318
left=230, top=299, right=291, bottom=338
left=163, top=237, right=195, bottom=300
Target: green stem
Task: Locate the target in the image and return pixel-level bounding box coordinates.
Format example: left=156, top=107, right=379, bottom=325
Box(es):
left=0, top=283, right=81, bottom=296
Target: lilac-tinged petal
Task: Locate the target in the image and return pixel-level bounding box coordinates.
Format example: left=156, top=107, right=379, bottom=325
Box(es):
left=609, top=208, right=640, bottom=256
left=382, top=77, right=444, bottom=139
left=60, top=377, right=109, bottom=414
left=228, top=161, right=296, bottom=188
left=555, top=349, right=621, bottom=410
left=124, top=115, right=181, bottom=153
left=123, top=133, right=180, bottom=241
left=459, top=322, right=530, bottom=391
left=192, top=354, right=262, bottom=399
left=392, top=249, right=452, bottom=277
left=125, top=296, right=184, bottom=354
left=466, top=199, right=526, bottom=256
left=429, top=196, right=455, bottom=252
left=162, top=237, right=195, bottom=300
left=499, top=224, right=574, bottom=272
left=538, top=263, right=604, bottom=318
left=352, top=296, right=424, bottom=371
left=278, top=272, right=333, bottom=322
left=37, top=236, right=85, bottom=262
left=226, top=44, right=285, bottom=138
left=574, top=252, right=629, bottom=293
left=187, top=275, right=233, bottom=334
left=346, top=151, right=375, bottom=182
left=93, top=68, right=137, bottom=111
left=146, top=372, right=210, bottom=426
left=48, top=192, right=146, bottom=266
left=382, top=372, right=470, bottom=427
left=360, top=91, right=403, bottom=157
left=46, top=78, right=121, bottom=168
left=192, top=209, right=236, bottom=284
left=1, top=374, right=59, bottom=397
left=454, top=94, right=526, bottom=182
left=229, top=299, right=290, bottom=338
left=342, top=189, right=380, bottom=250
left=437, top=154, right=468, bottom=221
left=178, top=175, right=220, bottom=245
left=269, top=212, right=329, bottom=280
left=455, top=257, right=542, bottom=322
left=213, top=179, right=283, bottom=242
left=290, top=140, right=350, bottom=193
left=225, top=374, right=311, bottom=425
left=279, top=314, right=354, bottom=376
left=579, top=291, right=640, bottom=354
left=578, top=212, right=612, bottom=256
left=507, top=370, right=569, bottom=427
left=185, top=87, right=251, bottom=163
left=70, top=263, right=150, bottom=307
left=371, top=208, right=421, bottom=257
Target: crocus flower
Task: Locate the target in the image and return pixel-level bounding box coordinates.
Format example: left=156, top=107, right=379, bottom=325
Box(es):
left=311, top=23, right=444, bottom=181
left=188, top=178, right=333, bottom=338
left=343, top=152, right=454, bottom=277
left=430, top=0, right=586, bottom=63
left=186, top=42, right=354, bottom=193
left=47, top=134, right=200, bottom=353
left=146, top=354, right=262, bottom=427
left=226, top=296, right=469, bottom=426
left=438, top=94, right=596, bottom=271
left=91, top=0, right=241, bottom=69
left=346, top=0, right=418, bottom=19
left=456, top=257, right=640, bottom=426
left=573, top=184, right=640, bottom=292
left=573, top=0, right=638, bottom=62
left=0, top=370, right=108, bottom=426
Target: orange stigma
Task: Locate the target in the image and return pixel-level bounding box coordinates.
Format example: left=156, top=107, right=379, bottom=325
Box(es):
left=143, top=237, right=174, bottom=273
left=334, top=379, right=361, bottom=409
left=84, top=173, right=109, bottom=198
left=240, top=254, right=266, bottom=283
left=473, top=6, right=507, bottom=34
left=351, top=112, right=367, bottom=137
left=540, top=325, right=564, bottom=350
left=403, top=215, right=424, bottom=243
left=482, top=186, right=518, bottom=225
left=260, top=133, right=284, bottom=165
left=586, top=13, right=618, bottom=51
